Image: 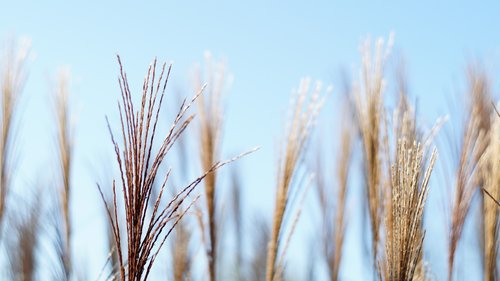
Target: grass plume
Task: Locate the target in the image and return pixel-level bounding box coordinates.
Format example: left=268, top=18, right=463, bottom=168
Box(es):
left=193, top=52, right=228, bottom=281
left=99, top=55, right=247, bottom=281
left=0, top=38, right=30, bottom=234
left=447, top=68, right=490, bottom=280
left=265, top=78, right=325, bottom=281
left=353, top=34, right=393, bottom=269
left=481, top=107, right=500, bottom=281
left=383, top=139, right=437, bottom=281
left=53, top=68, right=74, bottom=279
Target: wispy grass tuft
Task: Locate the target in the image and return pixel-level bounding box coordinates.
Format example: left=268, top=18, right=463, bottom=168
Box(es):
left=53, top=68, right=74, bottom=280
left=193, top=52, right=228, bottom=281
left=448, top=68, right=490, bottom=281
left=265, top=78, right=325, bottom=281
left=383, top=139, right=437, bottom=281
left=353, top=34, right=393, bottom=270
left=99, top=55, right=248, bottom=281
left=481, top=102, right=500, bottom=281
left=0, top=38, right=30, bottom=235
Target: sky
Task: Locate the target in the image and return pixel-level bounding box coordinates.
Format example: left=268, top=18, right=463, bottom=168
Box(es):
left=1, top=1, right=499, bottom=280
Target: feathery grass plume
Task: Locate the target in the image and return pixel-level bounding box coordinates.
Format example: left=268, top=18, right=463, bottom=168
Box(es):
left=98, top=55, right=247, bottom=281
left=193, top=52, right=229, bottom=281
left=315, top=99, right=354, bottom=281
left=481, top=108, right=500, bottom=281
left=6, top=194, right=41, bottom=281
left=53, top=68, right=74, bottom=279
left=353, top=34, right=393, bottom=269
left=265, top=78, right=325, bottom=281
left=448, top=68, right=491, bottom=280
left=447, top=69, right=490, bottom=281
left=0, top=38, right=30, bottom=234
left=383, top=139, right=437, bottom=281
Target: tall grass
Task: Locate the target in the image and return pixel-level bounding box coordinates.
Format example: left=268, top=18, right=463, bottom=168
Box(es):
left=447, top=68, right=491, bottom=281
left=353, top=34, right=393, bottom=270
left=98, top=56, right=249, bottom=281
left=193, top=53, right=227, bottom=281
left=265, top=78, right=325, bottom=281
left=0, top=39, right=30, bottom=235
left=481, top=104, right=500, bottom=280
left=383, top=139, right=437, bottom=281
left=1, top=34, right=500, bottom=281
left=53, top=68, right=74, bottom=280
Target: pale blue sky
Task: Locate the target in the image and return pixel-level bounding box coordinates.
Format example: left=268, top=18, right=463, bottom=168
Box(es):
left=1, top=1, right=499, bottom=280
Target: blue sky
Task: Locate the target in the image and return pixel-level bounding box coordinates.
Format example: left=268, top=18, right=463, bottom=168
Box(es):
left=1, top=1, right=499, bottom=280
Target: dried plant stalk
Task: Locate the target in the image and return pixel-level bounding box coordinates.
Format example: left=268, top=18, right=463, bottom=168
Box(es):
left=384, top=140, right=437, bottom=281
left=354, top=34, right=393, bottom=268
left=331, top=118, right=353, bottom=281
left=448, top=69, right=490, bottom=281
left=265, top=78, right=324, bottom=281
left=482, top=110, right=500, bottom=281
left=193, top=52, right=227, bottom=281
left=98, top=56, right=246, bottom=281
left=0, top=39, right=30, bottom=233
left=54, top=69, right=73, bottom=279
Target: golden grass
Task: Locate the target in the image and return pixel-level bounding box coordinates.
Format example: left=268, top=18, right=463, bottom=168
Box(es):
left=0, top=39, right=30, bottom=233
left=448, top=68, right=491, bottom=281
left=53, top=68, right=73, bottom=279
left=383, top=139, right=437, bottom=281
left=265, top=78, right=325, bottom=281
left=193, top=53, right=227, bottom=281
left=2, top=35, right=500, bottom=280
left=353, top=34, right=393, bottom=270
left=481, top=108, right=500, bottom=281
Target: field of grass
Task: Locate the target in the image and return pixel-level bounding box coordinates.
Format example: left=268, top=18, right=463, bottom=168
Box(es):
left=0, top=33, right=498, bottom=281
